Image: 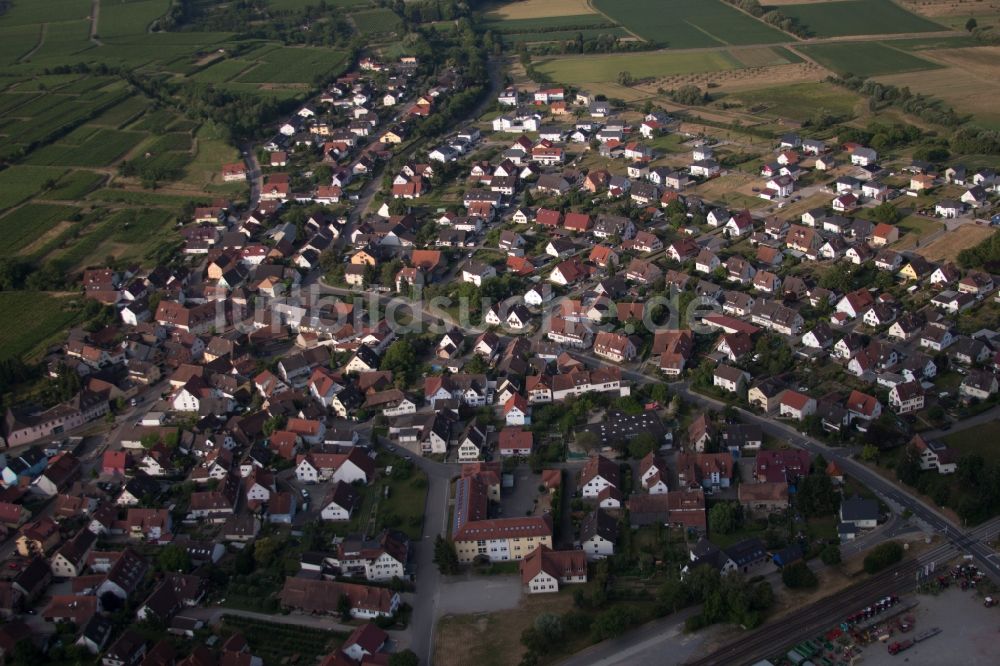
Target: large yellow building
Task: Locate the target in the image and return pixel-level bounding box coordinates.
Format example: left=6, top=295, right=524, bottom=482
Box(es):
left=451, top=473, right=552, bottom=563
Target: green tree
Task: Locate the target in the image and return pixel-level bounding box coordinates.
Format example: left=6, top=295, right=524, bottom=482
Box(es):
left=252, top=536, right=282, bottom=568
left=575, top=430, right=600, bottom=452
left=966, top=17, right=978, bottom=31
left=820, top=544, right=842, bottom=566
left=860, top=444, right=879, bottom=462
left=388, top=651, right=419, bottom=666
left=871, top=202, right=903, bottom=225
left=895, top=445, right=923, bottom=486
left=380, top=339, right=417, bottom=384
left=433, top=535, right=460, bottom=574
left=157, top=543, right=191, bottom=572
left=709, top=501, right=741, bottom=534
left=628, top=432, right=658, bottom=459
left=338, top=593, right=352, bottom=621
left=863, top=541, right=904, bottom=574
left=781, top=561, right=818, bottom=589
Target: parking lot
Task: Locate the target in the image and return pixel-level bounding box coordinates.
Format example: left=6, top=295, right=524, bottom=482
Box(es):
left=858, top=587, right=999, bottom=665
left=499, top=467, right=544, bottom=519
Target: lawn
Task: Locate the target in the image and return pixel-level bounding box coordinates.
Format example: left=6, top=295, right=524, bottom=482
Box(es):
left=220, top=615, right=346, bottom=665
left=798, top=42, right=941, bottom=77
left=536, top=50, right=741, bottom=84
left=593, top=0, right=788, bottom=47
left=0, top=165, right=68, bottom=211
left=0, top=292, right=83, bottom=361
left=727, top=81, right=860, bottom=121
left=893, top=215, right=943, bottom=248
left=351, top=8, right=403, bottom=36
left=777, top=0, right=945, bottom=37
left=176, top=124, right=242, bottom=191
left=375, top=456, right=430, bottom=540
left=0, top=203, right=80, bottom=255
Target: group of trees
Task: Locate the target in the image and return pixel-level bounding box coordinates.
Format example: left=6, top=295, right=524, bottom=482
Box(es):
left=832, top=76, right=965, bottom=128
left=721, top=0, right=811, bottom=38
left=781, top=561, right=818, bottom=589
left=952, top=126, right=1000, bottom=156
left=667, top=84, right=710, bottom=106
left=839, top=120, right=924, bottom=153
left=675, top=565, right=775, bottom=630
left=863, top=541, right=904, bottom=574
left=958, top=231, right=1000, bottom=271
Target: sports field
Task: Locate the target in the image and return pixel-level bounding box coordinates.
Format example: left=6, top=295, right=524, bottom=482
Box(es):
left=798, top=41, right=941, bottom=76
left=536, top=50, right=742, bottom=83
left=593, top=0, right=788, bottom=47
left=777, top=0, right=945, bottom=37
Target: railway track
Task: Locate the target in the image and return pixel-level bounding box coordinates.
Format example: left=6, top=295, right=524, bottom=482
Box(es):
left=686, top=526, right=1000, bottom=666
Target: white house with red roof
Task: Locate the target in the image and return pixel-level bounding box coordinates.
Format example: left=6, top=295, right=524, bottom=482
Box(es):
left=779, top=390, right=816, bottom=421
left=845, top=390, right=882, bottom=422
left=499, top=427, right=534, bottom=457
left=504, top=394, right=530, bottom=426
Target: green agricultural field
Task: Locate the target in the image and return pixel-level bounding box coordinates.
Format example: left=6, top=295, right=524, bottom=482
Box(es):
left=351, top=8, right=403, bottom=35
left=98, top=0, right=169, bottom=39
left=25, top=127, right=145, bottom=167
left=0, top=24, right=42, bottom=65
left=883, top=35, right=978, bottom=51
left=220, top=615, right=345, bottom=666
left=87, top=189, right=195, bottom=208
left=0, top=292, right=83, bottom=361
left=89, top=95, right=149, bottom=128
left=47, top=171, right=105, bottom=200
left=237, top=47, right=348, bottom=84
left=593, top=0, right=787, bottom=47
left=0, top=165, right=67, bottom=211
left=501, top=27, right=629, bottom=43
left=731, top=46, right=798, bottom=68
left=798, top=42, right=941, bottom=77
left=537, top=50, right=741, bottom=84
left=190, top=58, right=252, bottom=83
left=0, top=203, right=80, bottom=255
left=482, top=14, right=613, bottom=33
left=27, top=20, right=91, bottom=60
left=726, top=81, right=860, bottom=121
left=270, top=0, right=369, bottom=8
left=778, top=0, right=944, bottom=37
left=0, top=0, right=91, bottom=27
left=50, top=207, right=176, bottom=270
